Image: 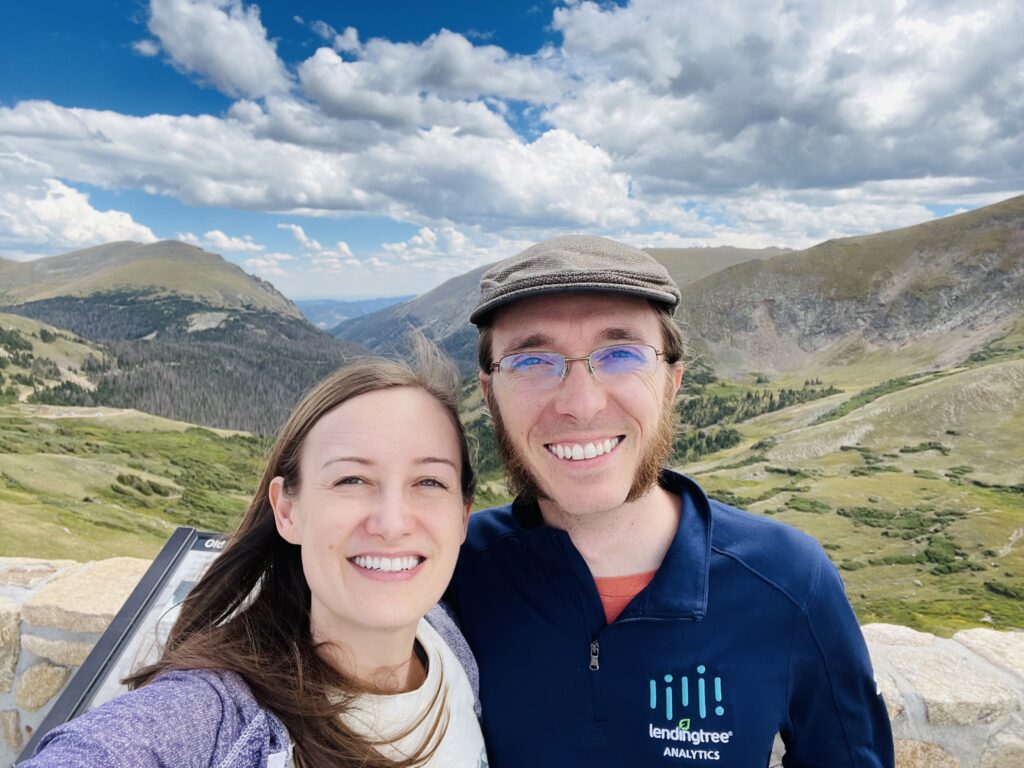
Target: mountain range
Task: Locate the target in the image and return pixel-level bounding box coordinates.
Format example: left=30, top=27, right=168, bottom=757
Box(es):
left=1, top=196, right=1022, bottom=634
left=334, top=198, right=1024, bottom=381
left=0, top=241, right=364, bottom=433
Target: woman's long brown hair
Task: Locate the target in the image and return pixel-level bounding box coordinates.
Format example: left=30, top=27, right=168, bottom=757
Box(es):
left=126, top=339, right=476, bottom=768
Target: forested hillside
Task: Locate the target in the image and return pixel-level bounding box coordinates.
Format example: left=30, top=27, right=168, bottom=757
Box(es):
left=1, top=243, right=366, bottom=433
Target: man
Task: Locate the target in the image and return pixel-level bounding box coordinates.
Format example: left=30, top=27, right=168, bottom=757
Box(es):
left=447, top=235, right=894, bottom=767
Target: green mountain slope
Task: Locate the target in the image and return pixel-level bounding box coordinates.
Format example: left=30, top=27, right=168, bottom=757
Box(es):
left=1, top=244, right=367, bottom=432
left=678, top=195, right=1024, bottom=378
left=0, top=402, right=264, bottom=560
left=682, top=354, right=1024, bottom=635
left=0, top=241, right=300, bottom=317
left=0, top=312, right=103, bottom=403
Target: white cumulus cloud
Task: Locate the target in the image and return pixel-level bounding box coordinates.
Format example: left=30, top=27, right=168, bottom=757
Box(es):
left=132, top=39, right=161, bottom=57
left=179, top=229, right=265, bottom=252
left=245, top=251, right=294, bottom=277
left=379, top=226, right=530, bottom=274
left=548, top=0, right=1024, bottom=196
left=2, top=0, right=1023, bottom=278
left=277, top=223, right=322, bottom=252
left=0, top=179, right=157, bottom=257
left=147, top=0, right=291, bottom=98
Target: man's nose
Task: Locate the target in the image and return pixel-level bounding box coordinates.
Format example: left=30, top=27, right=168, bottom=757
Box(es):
left=553, top=358, right=607, bottom=421
left=364, top=489, right=415, bottom=540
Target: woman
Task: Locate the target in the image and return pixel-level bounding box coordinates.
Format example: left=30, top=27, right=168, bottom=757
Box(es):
left=22, top=343, right=487, bottom=768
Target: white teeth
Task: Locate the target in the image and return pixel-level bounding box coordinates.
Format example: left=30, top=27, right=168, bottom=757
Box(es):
left=352, top=555, right=421, bottom=572
left=546, top=437, right=621, bottom=461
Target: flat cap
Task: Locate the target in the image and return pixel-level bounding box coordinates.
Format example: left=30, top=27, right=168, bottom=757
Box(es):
left=470, top=235, right=680, bottom=325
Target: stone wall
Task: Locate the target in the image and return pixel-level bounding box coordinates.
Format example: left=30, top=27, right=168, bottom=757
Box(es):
left=0, top=556, right=151, bottom=766
left=863, top=624, right=1024, bottom=768
left=1, top=556, right=1022, bottom=767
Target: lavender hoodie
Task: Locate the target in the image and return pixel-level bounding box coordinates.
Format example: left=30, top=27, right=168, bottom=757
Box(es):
left=20, top=605, right=479, bottom=768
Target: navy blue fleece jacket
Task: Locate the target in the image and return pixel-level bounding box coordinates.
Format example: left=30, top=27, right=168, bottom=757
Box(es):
left=449, top=470, right=894, bottom=767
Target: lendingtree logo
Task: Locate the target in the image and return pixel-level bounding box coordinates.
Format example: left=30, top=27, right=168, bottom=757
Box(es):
left=649, top=664, right=726, bottom=721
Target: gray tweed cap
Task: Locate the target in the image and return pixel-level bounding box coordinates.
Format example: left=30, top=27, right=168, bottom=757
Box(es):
left=470, top=235, right=681, bottom=326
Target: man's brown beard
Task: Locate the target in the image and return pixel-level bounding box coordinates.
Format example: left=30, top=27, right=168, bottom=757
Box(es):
left=485, top=381, right=677, bottom=507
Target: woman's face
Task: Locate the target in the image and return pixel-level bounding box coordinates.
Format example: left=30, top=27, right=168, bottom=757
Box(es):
left=270, top=386, right=469, bottom=645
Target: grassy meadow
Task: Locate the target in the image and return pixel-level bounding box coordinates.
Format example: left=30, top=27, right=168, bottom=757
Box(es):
left=2, top=313, right=1022, bottom=636
left=685, top=351, right=1024, bottom=635
left=0, top=404, right=267, bottom=560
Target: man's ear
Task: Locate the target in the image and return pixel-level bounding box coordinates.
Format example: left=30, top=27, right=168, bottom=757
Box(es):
left=670, top=363, right=684, bottom=398
left=269, top=476, right=302, bottom=544
left=479, top=370, right=491, bottom=403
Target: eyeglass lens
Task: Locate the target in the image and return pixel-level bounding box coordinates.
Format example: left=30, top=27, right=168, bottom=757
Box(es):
left=500, top=344, right=657, bottom=383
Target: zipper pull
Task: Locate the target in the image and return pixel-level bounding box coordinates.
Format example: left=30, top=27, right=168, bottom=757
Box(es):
left=589, top=640, right=600, bottom=671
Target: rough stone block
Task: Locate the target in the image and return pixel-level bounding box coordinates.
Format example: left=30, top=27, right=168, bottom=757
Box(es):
left=862, top=623, right=936, bottom=647
left=981, top=731, right=1024, bottom=768
left=22, top=634, right=95, bottom=667
left=881, top=647, right=1018, bottom=726
left=0, top=558, right=75, bottom=589
left=895, top=739, right=959, bottom=768
left=15, top=663, right=70, bottom=711
left=22, top=558, right=149, bottom=632
left=1, top=709, right=21, bottom=751
left=0, top=597, right=19, bottom=693
left=955, top=628, right=1024, bottom=682
left=875, top=669, right=904, bottom=720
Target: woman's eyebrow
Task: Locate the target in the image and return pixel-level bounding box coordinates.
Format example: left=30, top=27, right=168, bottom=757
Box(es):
left=320, top=456, right=373, bottom=470
left=417, top=457, right=459, bottom=472
left=320, top=456, right=457, bottom=471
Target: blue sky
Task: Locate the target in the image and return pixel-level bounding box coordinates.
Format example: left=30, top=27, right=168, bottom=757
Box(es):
left=1, top=1, right=1021, bottom=299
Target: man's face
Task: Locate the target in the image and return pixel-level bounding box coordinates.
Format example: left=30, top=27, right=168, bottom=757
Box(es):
left=482, top=293, right=683, bottom=518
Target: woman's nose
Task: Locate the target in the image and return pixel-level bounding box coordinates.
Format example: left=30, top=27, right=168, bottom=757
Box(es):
left=364, top=489, right=415, bottom=540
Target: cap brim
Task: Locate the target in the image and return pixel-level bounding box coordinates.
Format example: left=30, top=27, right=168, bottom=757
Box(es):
left=470, top=282, right=679, bottom=325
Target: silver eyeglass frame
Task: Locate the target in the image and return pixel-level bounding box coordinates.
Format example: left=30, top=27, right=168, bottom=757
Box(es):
left=489, top=343, right=666, bottom=386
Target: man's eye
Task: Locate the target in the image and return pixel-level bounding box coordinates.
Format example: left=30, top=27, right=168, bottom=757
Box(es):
left=604, top=345, right=642, bottom=360
left=510, top=354, right=554, bottom=370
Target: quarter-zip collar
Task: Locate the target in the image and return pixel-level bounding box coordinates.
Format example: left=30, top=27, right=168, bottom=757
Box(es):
left=510, top=468, right=712, bottom=621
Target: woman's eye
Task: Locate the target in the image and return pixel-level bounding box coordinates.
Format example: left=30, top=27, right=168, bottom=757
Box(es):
left=418, top=478, right=449, bottom=489
left=333, top=476, right=365, bottom=486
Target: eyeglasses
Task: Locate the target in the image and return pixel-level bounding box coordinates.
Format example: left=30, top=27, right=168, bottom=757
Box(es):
left=490, top=343, right=666, bottom=390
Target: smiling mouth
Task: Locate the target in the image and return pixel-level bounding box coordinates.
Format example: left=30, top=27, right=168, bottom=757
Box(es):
left=349, top=555, right=424, bottom=573
left=545, top=436, right=623, bottom=461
